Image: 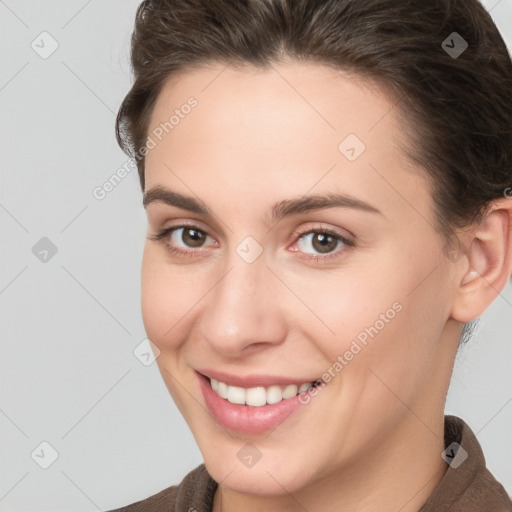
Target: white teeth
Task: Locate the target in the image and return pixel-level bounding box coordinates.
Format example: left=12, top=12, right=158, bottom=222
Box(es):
left=282, top=384, right=298, bottom=399
left=266, top=385, right=283, bottom=405
left=298, top=383, right=311, bottom=393
left=217, top=380, right=228, bottom=399
left=209, top=378, right=315, bottom=407
left=227, top=385, right=246, bottom=405
left=245, top=387, right=267, bottom=407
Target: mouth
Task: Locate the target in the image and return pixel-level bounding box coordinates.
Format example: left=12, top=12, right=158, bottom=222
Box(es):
left=208, top=376, right=317, bottom=407
left=196, top=371, right=323, bottom=434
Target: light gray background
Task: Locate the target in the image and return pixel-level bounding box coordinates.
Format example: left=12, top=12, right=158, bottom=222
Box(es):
left=0, top=1, right=511, bottom=510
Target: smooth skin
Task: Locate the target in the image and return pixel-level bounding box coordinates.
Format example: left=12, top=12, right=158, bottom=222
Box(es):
left=140, top=61, right=512, bottom=512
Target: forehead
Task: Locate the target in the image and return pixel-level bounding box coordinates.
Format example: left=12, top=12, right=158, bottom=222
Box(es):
left=148, top=61, right=398, bottom=151
left=144, top=61, right=429, bottom=221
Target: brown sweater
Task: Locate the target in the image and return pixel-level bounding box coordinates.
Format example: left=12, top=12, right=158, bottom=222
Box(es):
left=109, top=415, right=512, bottom=511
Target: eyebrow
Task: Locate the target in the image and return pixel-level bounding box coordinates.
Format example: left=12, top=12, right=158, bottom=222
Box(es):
left=143, top=186, right=383, bottom=221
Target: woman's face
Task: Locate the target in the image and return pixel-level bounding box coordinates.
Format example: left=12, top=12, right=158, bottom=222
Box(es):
left=141, top=62, right=460, bottom=495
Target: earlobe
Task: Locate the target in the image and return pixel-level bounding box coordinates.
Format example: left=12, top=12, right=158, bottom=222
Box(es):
left=450, top=200, right=512, bottom=323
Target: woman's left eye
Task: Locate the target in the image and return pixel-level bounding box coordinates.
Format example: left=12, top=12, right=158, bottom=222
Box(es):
left=292, top=229, right=353, bottom=258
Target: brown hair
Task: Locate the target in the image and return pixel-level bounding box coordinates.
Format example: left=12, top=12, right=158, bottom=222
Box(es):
left=116, top=0, right=512, bottom=341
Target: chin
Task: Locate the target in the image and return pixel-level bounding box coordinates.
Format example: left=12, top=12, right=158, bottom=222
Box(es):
left=202, top=447, right=315, bottom=497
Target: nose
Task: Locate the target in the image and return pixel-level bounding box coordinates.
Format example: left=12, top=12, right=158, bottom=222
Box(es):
left=198, top=253, right=288, bottom=357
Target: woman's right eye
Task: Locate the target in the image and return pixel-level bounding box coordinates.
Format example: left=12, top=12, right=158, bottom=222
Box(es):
left=148, top=225, right=218, bottom=255
left=169, top=227, right=214, bottom=248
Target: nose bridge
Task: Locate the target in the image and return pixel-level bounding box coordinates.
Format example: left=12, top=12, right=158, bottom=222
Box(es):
left=199, top=247, right=285, bottom=353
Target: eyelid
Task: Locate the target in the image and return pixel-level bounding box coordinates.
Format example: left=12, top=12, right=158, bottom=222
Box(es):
left=157, top=217, right=214, bottom=233
left=289, top=223, right=354, bottom=246
left=150, top=218, right=217, bottom=239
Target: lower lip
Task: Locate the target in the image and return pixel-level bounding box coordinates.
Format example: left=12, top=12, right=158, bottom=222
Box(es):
left=197, top=372, right=308, bottom=434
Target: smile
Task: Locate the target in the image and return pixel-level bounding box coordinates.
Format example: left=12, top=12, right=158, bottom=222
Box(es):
left=196, top=371, right=323, bottom=434
left=210, top=378, right=316, bottom=407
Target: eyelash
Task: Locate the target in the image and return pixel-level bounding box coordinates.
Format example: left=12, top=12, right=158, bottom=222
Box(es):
left=147, top=224, right=355, bottom=263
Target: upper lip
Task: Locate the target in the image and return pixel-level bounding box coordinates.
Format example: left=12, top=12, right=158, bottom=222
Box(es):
left=196, top=368, right=318, bottom=388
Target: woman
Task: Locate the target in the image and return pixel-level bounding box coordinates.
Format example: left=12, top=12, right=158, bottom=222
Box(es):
left=110, top=0, right=512, bottom=510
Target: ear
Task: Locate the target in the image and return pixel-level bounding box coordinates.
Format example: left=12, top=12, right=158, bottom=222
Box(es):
left=450, top=197, right=512, bottom=323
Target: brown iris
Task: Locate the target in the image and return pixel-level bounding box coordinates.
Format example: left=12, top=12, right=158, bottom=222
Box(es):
left=182, top=228, right=206, bottom=247
left=311, top=232, right=338, bottom=253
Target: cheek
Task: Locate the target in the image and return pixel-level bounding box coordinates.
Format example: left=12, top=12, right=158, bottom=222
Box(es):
left=284, top=267, right=403, bottom=347
left=295, top=254, right=447, bottom=387
left=140, top=245, right=206, bottom=349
